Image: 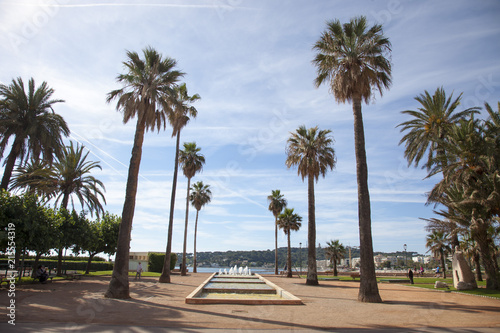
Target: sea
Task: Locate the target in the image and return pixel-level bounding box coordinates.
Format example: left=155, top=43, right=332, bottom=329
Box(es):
left=192, top=267, right=274, bottom=275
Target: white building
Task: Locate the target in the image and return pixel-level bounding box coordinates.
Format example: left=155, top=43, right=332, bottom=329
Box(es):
left=129, top=252, right=149, bottom=272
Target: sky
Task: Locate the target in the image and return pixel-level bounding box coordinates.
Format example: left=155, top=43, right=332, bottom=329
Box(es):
left=1, top=0, right=499, bottom=257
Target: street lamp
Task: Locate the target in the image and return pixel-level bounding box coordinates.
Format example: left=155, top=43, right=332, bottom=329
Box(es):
left=404, top=244, right=407, bottom=269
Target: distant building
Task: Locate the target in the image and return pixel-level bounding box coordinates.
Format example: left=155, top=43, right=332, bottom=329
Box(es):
left=129, top=252, right=149, bottom=272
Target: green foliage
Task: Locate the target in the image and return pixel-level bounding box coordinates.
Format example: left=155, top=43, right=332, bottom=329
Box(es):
left=0, top=258, right=113, bottom=271
left=148, top=252, right=177, bottom=272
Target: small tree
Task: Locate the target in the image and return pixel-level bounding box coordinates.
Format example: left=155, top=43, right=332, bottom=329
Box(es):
left=325, top=240, right=346, bottom=276
left=277, top=208, right=302, bottom=278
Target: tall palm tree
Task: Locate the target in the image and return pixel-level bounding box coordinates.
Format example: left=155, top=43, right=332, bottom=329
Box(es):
left=325, top=239, right=346, bottom=276
left=179, top=142, right=205, bottom=276
left=286, top=126, right=336, bottom=285
left=0, top=77, right=68, bottom=190
left=277, top=208, right=302, bottom=278
left=398, top=87, right=480, bottom=171
left=105, top=47, right=184, bottom=298
left=313, top=16, right=391, bottom=302
left=189, top=181, right=212, bottom=273
left=267, top=189, right=287, bottom=275
left=160, top=83, right=200, bottom=283
left=426, top=230, right=451, bottom=279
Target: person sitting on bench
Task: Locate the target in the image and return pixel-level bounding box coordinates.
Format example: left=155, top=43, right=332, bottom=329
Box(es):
left=36, top=265, right=49, bottom=283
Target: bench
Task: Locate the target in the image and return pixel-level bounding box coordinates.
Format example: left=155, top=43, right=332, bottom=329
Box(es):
left=322, top=277, right=341, bottom=281
left=350, top=272, right=360, bottom=280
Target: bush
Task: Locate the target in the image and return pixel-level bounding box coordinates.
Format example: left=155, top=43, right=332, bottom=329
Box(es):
left=148, top=253, right=177, bottom=273
left=0, top=259, right=113, bottom=271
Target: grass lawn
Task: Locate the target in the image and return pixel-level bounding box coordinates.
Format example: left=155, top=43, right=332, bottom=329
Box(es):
left=403, top=277, right=500, bottom=299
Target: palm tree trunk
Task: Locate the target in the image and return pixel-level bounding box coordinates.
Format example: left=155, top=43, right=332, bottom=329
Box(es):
left=474, top=252, right=482, bottom=282
left=306, top=175, right=318, bottom=285
left=193, top=209, right=199, bottom=273
left=287, top=231, right=292, bottom=278
left=476, top=228, right=499, bottom=289
left=1, top=137, right=23, bottom=190
left=160, top=131, right=181, bottom=283
left=181, top=177, right=192, bottom=276
left=105, top=119, right=146, bottom=299
left=275, top=216, right=279, bottom=275
left=352, top=97, right=382, bottom=303
left=440, top=249, right=447, bottom=279
left=333, top=258, right=338, bottom=277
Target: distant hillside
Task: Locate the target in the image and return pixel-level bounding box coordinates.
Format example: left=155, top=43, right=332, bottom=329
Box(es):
left=179, top=247, right=421, bottom=267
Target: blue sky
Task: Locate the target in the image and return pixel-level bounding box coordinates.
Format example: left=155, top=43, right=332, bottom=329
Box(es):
left=1, top=0, right=499, bottom=256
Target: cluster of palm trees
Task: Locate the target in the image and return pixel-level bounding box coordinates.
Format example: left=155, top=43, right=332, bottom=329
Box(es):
left=103, top=47, right=212, bottom=298
left=399, top=88, right=500, bottom=290
left=0, top=77, right=109, bottom=275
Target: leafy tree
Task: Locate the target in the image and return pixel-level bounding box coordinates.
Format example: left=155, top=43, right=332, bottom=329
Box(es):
left=179, top=142, right=205, bottom=276
left=426, top=230, right=451, bottom=278
left=286, top=125, right=335, bottom=285
left=277, top=208, right=302, bottom=278
left=160, top=83, right=200, bottom=283
left=76, top=212, right=121, bottom=274
left=313, top=16, right=391, bottom=302
left=189, top=181, right=212, bottom=273
left=0, top=77, right=68, bottom=190
left=325, top=239, right=346, bottom=276
left=267, top=189, right=287, bottom=275
left=105, top=47, right=184, bottom=298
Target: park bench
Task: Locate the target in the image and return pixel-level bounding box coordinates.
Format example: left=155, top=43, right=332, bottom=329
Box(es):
left=350, top=272, right=360, bottom=280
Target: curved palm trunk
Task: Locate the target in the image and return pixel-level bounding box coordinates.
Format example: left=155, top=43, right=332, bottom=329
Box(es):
left=287, top=231, right=292, bottom=278
left=1, top=137, right=23, bottom=190
left=181, top=177, right=192, bottom=276
left=159, top=131, right=181, bottom=283
left=275, top=216, right=279, bottom=275
left=105, top=119, right=146, bottom=299
left=193, top=209, right=200, bottom=273
left=306, top=175, right=318, bottom=285
left=352, top=97, right=382, bottom=303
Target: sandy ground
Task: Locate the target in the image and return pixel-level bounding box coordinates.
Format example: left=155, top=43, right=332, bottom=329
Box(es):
left=1, top=273, right=500, bottom=331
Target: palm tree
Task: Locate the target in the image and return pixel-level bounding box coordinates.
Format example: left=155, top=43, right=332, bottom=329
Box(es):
left=277, top=208, right=302, bottom=278
left=0, top=77, right=69, bottom=190
left=105, top=47, right=184, bottom=298
left=325, top=239, right=346, bottom=276
left=160, top=83, right=200, bottom=283
left=398, top=87, right=480, bottom=171
left=267, top=189, right=287, bottom=275
left=11, top=141, right=106, bottom=275
left=313, top=16, right=391, bottom=302
left=285, top=126, right=336, bottom=285
left=190, top=181, right=212, bottom=273
left=179, top=142, right=205, bottom=276
left=426, top=230, right=451, bottom=279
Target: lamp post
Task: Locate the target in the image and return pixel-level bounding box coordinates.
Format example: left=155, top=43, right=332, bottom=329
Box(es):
left=404, top=244, right=407, bottom=269
left=299, top=242, right=302, bottom=274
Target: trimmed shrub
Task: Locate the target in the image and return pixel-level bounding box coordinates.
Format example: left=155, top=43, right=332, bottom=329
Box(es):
left=148, top=253, right=177, bottom=273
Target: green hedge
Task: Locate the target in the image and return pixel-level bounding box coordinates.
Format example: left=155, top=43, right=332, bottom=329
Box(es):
left=0, top=259, right=113, bottom=271
left=148, top=253, right=177, bottom=273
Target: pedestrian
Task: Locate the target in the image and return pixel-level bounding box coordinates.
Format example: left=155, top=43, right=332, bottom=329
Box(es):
left=135, top=262, right=143, bottom=280
left=408, top=268, right=414, bottom=284
left=435, top=266, right=440, bottom=277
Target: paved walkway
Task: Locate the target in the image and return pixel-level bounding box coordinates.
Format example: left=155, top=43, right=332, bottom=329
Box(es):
left=1, top=274, right=499, bottom=332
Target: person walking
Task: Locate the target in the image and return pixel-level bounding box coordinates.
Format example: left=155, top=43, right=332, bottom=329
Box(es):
left=408, top=268, right=414, bottom=284
left=135, top=262, right=143, bottom=280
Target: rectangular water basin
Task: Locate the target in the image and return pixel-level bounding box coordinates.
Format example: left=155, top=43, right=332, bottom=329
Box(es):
left=186, top=273, right=302, bottom=305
